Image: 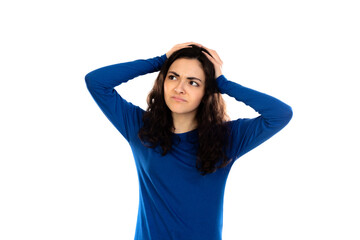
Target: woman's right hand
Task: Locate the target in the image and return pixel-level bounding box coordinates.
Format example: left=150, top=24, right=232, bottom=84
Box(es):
left=166, top=42, right=203, bottom=58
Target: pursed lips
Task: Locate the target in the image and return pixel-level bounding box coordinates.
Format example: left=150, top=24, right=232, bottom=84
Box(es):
left=171, top=96, right=187, bottom=102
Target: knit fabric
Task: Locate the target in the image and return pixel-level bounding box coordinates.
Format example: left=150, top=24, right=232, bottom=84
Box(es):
left=85, top=53, right=292, bottom=240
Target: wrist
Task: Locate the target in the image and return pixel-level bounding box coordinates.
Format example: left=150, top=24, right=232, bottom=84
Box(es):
left=215, top=72, right=222, bottom=79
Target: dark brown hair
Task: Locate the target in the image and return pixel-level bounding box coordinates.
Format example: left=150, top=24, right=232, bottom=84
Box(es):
left=138, top=45, right=233, bottom=175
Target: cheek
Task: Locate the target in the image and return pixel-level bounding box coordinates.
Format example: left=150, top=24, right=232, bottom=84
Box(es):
left=192, top=89, right=205, bottom=104
left=197, top=87, right=205, bottom=99
left=163, top=82, right=168, bottom=95
left=163, top=80, right=172, bottom=93
left=163, top=82, right=172, bottom=104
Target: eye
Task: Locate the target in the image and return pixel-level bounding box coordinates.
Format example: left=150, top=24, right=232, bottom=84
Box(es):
left=190, top=81, right=199, bottom=87
left=168, top=75, right=177, bottom=80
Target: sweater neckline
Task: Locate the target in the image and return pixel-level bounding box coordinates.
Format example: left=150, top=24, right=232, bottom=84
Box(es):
left=172, top=128, right=198, bottom=140
left=173, top=128, right=197, bottom=135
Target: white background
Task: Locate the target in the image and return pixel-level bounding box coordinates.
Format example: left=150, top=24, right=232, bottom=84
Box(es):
left=1, top=0, right=359, bottom=239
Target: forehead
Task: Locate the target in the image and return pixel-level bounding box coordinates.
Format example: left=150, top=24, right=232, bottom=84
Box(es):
left=168, top=58, right=205, bottom=77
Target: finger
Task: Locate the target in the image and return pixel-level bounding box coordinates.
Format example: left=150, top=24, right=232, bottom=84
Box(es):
left=189, top=42, right=203, bottom=48
left=202, top=47, right=222, bottom=63
left=172, top=42, right=202, bottom=53
left=172, top=43, right=193, bottom=52
left=184, top=41, right=201, bottom=45
left=180, top=42, right=198, bottom=47
left=180, top=42, right=203, bottom=48
left=200, top=45, right=220, bottom=58
left=202, top=50, right=217, bottom=65
left=181, top=42, right=199, bottom=48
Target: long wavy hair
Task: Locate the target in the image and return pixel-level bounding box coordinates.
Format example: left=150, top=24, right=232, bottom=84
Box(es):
left=138, top=45, right=233, bottom=175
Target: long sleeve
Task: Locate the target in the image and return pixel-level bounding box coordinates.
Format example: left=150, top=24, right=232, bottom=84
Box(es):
left=85, top=54, right=167, bottom=142
left=216, top=75, right=293, bottom=162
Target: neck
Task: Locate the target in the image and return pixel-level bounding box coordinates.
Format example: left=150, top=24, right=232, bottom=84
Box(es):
left=171, top=112, right=198, bottom=134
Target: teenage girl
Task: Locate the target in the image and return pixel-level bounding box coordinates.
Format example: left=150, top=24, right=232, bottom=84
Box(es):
left=85, top=42, right=292, bottom=240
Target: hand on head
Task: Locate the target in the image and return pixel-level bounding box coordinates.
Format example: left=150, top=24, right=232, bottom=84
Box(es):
left=166, top=42, right=203, bottom=58
left=166, top=42, right=223, bottom=79
left=200, top=46, right=223, bottom=79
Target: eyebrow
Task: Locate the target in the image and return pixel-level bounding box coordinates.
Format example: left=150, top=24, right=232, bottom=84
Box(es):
left=168, top=71, right=202, bottom=82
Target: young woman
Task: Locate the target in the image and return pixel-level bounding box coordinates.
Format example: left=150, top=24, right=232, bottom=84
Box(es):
left=85, top=42, right=292, bottom=240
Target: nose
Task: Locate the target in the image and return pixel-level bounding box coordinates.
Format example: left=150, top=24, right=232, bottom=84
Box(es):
left=174, top=81, right=185, bottom=94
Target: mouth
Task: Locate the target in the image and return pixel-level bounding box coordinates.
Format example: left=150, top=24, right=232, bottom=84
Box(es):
left=171, top=96, right=187, bottom=102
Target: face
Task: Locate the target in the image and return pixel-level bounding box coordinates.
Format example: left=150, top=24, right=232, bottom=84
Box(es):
left=164, top=58, right=206, bottom=118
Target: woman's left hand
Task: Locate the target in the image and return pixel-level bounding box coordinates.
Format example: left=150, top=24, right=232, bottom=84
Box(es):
left=201, top=46, right=223, bottom=79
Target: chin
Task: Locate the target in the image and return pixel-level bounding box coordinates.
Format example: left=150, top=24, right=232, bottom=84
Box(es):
left=169, top=107, right=198, bottom=115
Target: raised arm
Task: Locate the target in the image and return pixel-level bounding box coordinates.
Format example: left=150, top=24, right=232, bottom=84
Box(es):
left=85, top=54, right=167, bottom=142
left=217, top=75, right=293, bottom=161
left=202, top=45, right=293, bottom=162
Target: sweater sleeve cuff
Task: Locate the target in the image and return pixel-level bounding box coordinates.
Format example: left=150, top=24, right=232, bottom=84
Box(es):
left=216, top=74, right=227, bottom=94
left=161, top=53, right=167, bottom=62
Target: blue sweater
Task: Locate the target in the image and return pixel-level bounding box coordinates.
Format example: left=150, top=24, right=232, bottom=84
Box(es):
left=85, top=53, right=292, bottom=240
